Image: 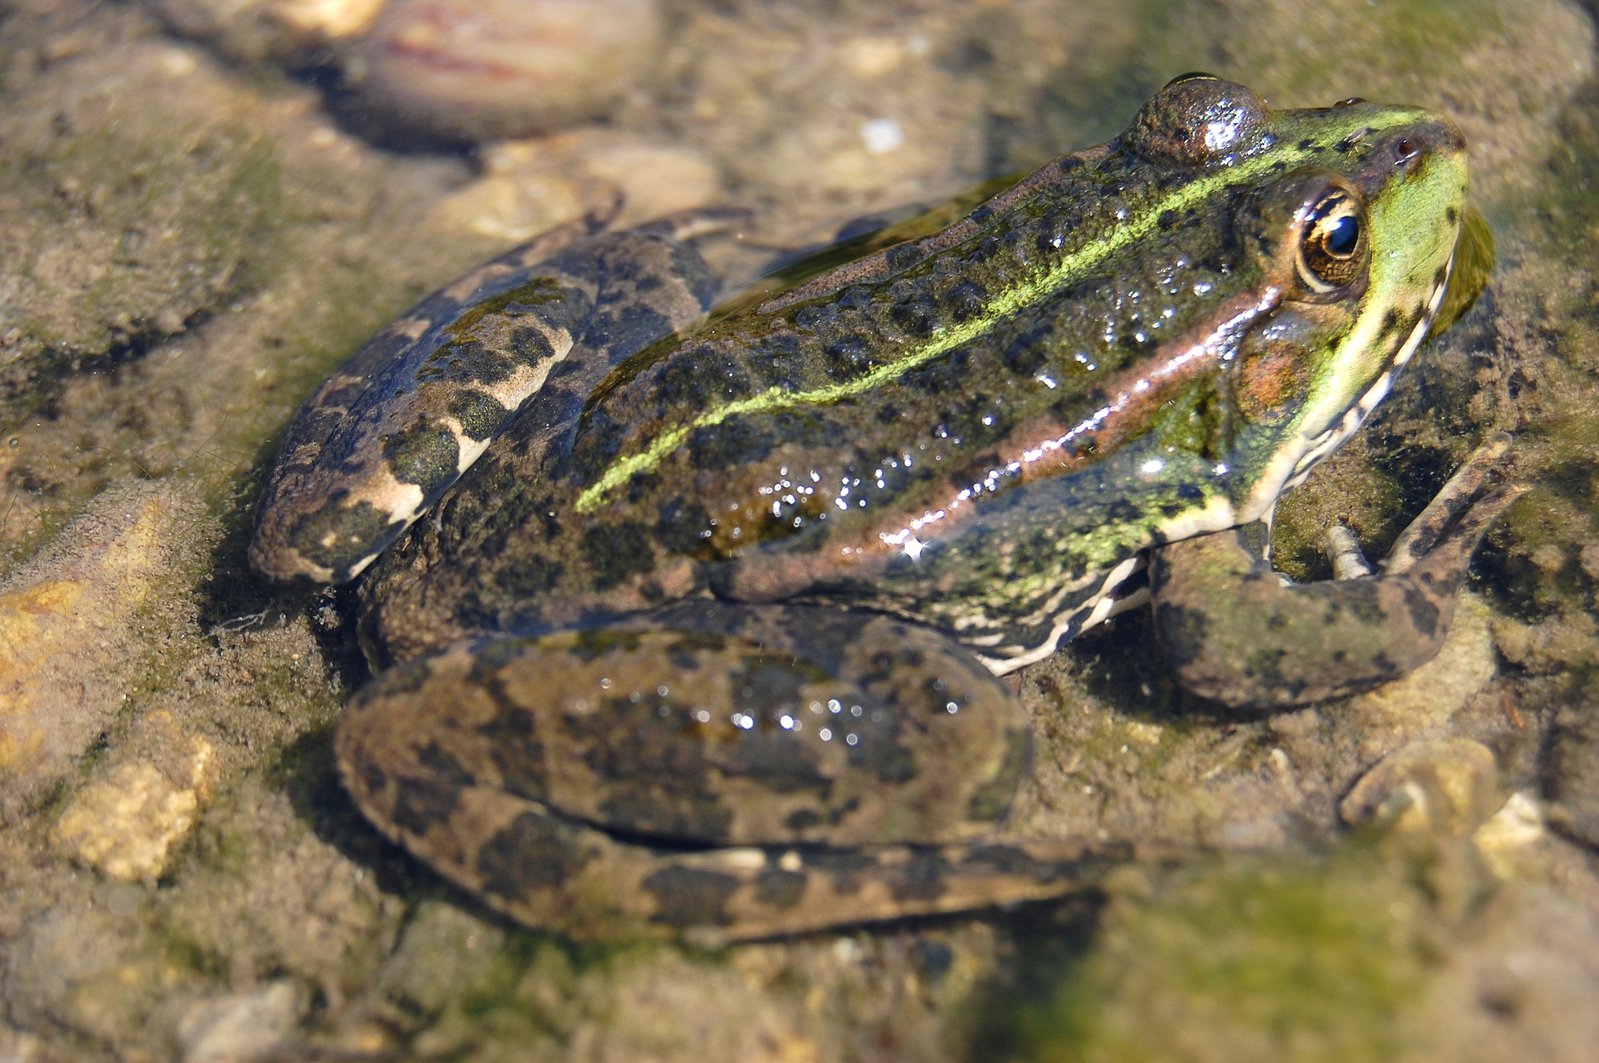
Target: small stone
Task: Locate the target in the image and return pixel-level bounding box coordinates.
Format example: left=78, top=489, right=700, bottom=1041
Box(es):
left=0, top=483, right=204, bottom=815
left=351, top=0, right=665, bottom=141
left=178, top=982, right=304, bottom=1063
left=1339, top=737, right=1500, bottom=835
left=151, top=0, right=385, bottom=61
left=1474, top=791, right=1547, bottom=878
left=51, top=732, right=215, bottom=882
left=436, top=132, right=719, bottom=240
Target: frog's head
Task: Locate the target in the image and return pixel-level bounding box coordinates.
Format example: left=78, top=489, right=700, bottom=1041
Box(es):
left=1125, top=74, right=1482, bottom=529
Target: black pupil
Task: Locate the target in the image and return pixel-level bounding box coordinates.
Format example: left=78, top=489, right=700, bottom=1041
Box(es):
left=1323, top=214, right=1360, bottom=256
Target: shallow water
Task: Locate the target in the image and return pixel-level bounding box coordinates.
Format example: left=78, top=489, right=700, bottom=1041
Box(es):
left=1, top=1, right=1596, bottom=1059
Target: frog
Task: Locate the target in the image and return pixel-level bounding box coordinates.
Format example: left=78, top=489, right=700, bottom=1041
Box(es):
left=251, top=75, right=1515, bottom=943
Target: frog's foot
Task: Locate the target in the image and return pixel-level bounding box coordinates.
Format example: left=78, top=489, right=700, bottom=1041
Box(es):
left=340, top=769, right=1144, bottom=945
left=252, top=206, right=740, bottom=585
left=335, top=604, right=1150, bottom=942
left=1152, top=437, right=1525, bottom=708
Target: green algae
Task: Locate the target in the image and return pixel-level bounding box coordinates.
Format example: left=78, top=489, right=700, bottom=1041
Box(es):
left=985, top=850, right=1441, bottom=1063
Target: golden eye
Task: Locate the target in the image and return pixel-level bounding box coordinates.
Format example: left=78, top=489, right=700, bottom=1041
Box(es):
left=1296, top=188, right=1366, bottom=292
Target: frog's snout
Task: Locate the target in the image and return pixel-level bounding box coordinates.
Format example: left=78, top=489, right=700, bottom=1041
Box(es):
left=1379, top=116, right=1467, bottom=179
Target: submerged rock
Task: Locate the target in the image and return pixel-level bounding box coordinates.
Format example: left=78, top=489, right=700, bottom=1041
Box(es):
left=348, top=0, right=665, bottom=141
left=0, top=40, right=280, bottom=427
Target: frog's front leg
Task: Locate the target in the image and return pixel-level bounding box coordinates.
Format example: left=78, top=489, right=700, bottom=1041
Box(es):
left=1152, top=439, right=1525, bottom=707
left=336, top=603, right=1133, bottom=942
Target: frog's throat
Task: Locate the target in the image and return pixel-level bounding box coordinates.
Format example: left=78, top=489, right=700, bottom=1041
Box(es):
left=572, top=107, right=1436, bottom=516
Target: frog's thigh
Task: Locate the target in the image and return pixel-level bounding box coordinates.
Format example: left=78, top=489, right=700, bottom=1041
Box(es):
left=336, top=605, right=1079, bottom=940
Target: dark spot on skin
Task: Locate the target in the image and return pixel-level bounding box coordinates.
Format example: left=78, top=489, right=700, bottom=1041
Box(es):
left=449, top=388, right=512, bottom=442
left=970, top=203, right=993, bottom=223
left=1104, top=499, right=1141, bottom=524
left=415, top=740, right=475, bottom=786
left=967, top=843, right=1058, bottom=881
left=943, top=279, right=988, bottom=322
left=1000, top=323, right=1050, bottom=376
left=642, top=865, right=742, bottom=928
left=793, top=304, right=834, bottom=332
left=785, top=808, right=823, bottom=834
left=1158, top=209, right=1179, bottom=231
left=594, top=300, right=681, bottom=362
left=1402, top=583, right=1443, bottom=638
left=383, top=420, right=460, bottom=494
left=489, top=553, right=562, bottom=601
left=836, top=285, right=874, bottom=311
left=886, top=243, right=925, bottom=271
left=1445, top=206, right=1459, bottom=225
left=479, top=705, right=549, bottom=798
left=287, top=499, right=402, bottom=581
left=754, top=866, right=808, bottom=909
left=581, top=519, right=659, bottom=591
left=890, top=292, right=938, bottom=337
left=651, top=346, right=721, bottom=407
left=686, top=417, right=777, bottom=477
left=347, top=758, right=389, bottom=808
left=504, top=323, right=559, bottom=364
left=476, top=810, right=597, bottom=900
left=800, top=847, right=882, bottom=897
left=388, top=772, right=463, bottom=839
left=656, top=498, right=713, bottom=553
left=887, top=849, right=950, bottom=903
left=823, top=334, right=875, bottom=377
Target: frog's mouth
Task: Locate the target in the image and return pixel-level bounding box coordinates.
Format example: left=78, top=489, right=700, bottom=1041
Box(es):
left=1280, top=202, right=1491, bottom=497
left=1278, top=248, right=1455, bottom=495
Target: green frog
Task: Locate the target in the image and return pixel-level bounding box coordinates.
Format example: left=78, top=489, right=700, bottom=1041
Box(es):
left=252, top=75, right=1513, bottom=942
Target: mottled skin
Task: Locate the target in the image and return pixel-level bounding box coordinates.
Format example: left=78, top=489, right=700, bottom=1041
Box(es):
left=253, top=77, right=1505, bottom=941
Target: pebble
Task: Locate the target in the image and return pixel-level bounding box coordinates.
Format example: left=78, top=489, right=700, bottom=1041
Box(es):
left=0, top=483, right=203, bottom=815
left=1339, top=737, right=1501, bottom=835
left=351, top=0, right=665, bottom=141
left=435, top=131, right=720, bottom=240
left=51, top=720, right=215, bottom=883
left=151, top=0, right=385, bottom=60
left=178, top=982, right=304, bottom=1063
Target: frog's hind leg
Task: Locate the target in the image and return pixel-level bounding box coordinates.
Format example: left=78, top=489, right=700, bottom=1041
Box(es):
left=252, top=206, right=742, bottom=584
left=339, top=764, right=1142, bottom=944
left=335, top=603, right=1146, bottom=942
left=1152, top=436, right=1526, bottom=708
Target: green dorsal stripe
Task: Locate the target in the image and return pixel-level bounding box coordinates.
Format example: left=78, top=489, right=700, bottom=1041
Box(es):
left=574, top=109, right=1419, bottom=514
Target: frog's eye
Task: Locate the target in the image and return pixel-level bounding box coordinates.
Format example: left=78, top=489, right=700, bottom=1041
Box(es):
left=1296, top=187, right=1367, bottom=292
